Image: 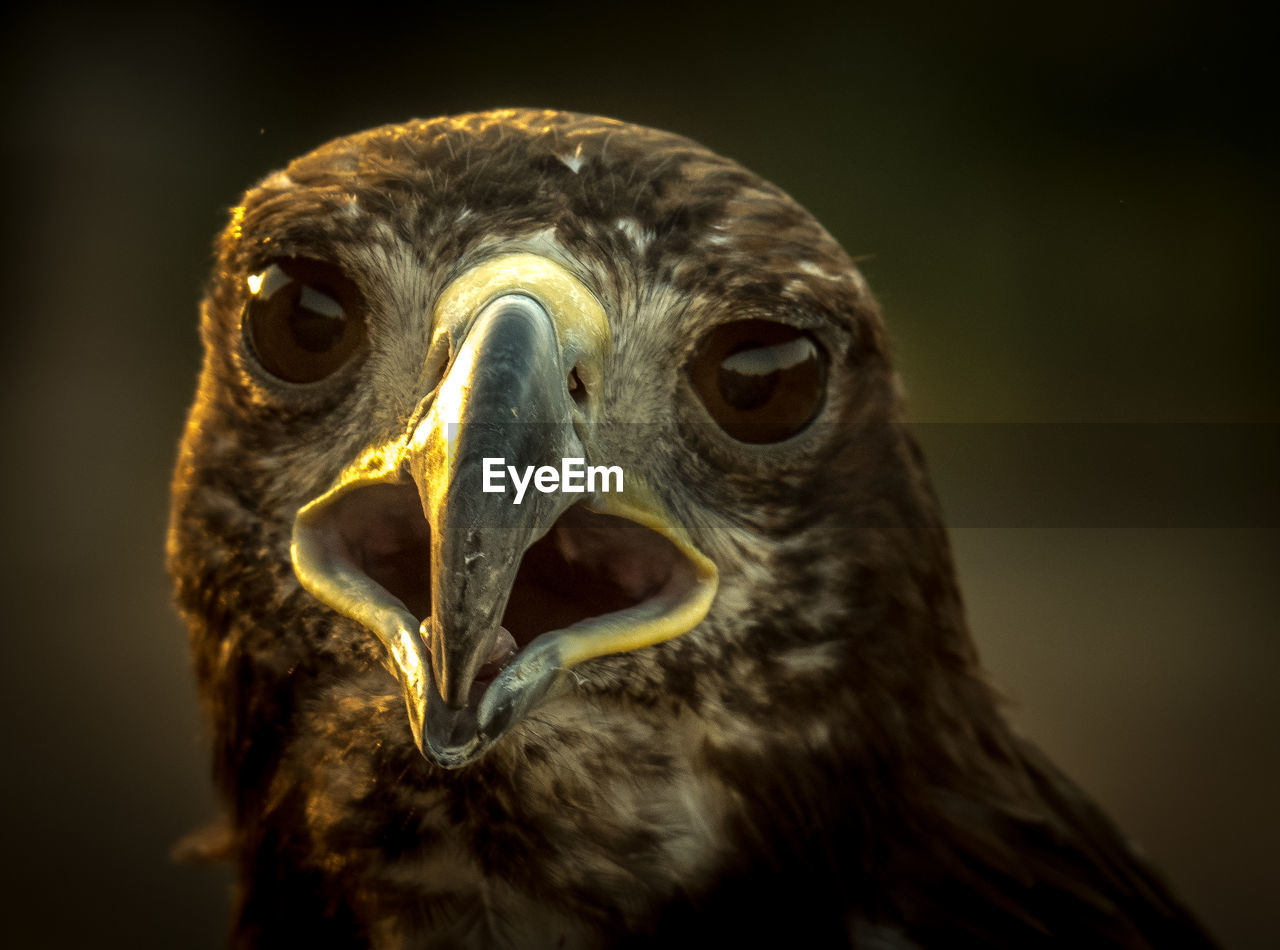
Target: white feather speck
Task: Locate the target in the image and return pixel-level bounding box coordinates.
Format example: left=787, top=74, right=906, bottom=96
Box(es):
left=614, top=218, right=652, bottom=251
left=558, top=144, right=585, bottom=174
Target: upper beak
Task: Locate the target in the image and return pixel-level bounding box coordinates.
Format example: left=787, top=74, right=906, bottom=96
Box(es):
left=290, top=254, right=717, bottom=767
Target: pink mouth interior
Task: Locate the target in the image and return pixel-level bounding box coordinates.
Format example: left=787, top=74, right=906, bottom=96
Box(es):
left=325, top=484, right=694, bottom=695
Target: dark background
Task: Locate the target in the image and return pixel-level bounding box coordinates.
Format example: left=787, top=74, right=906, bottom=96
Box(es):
left=2, top=2, right=1275, bottom=946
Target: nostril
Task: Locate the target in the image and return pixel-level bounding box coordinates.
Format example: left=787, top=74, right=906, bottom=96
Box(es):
left=568, top=365, right=587, bottom=405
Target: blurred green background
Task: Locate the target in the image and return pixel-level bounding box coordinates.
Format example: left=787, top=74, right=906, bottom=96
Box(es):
left=1, top=1, right=1275, bottom=946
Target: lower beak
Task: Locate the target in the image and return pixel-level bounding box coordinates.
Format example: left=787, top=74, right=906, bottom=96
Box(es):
left=291, top=257, right=716, bottom=767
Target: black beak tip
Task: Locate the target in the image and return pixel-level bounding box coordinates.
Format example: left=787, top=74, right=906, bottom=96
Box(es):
left=421, top=692, right=483, bottom=769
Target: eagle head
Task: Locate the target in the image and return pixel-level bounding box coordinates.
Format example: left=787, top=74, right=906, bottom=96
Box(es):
left=167, top=110, right=1212, bottom=946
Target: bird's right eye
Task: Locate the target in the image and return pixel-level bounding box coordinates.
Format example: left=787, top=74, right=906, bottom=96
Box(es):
left=243, top=259, right=366, bottom=384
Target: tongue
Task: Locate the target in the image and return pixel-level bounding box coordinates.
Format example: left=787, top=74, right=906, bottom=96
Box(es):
left=485, top=626, right=518, bottom=666
left=471, top=626, right=519, bottom=697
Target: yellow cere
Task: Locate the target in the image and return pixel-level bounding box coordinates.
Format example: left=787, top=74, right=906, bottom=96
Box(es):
left=433, top=252, right=611, bottom=367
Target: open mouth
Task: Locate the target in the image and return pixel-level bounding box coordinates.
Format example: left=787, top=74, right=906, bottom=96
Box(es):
left=315, top=480, right=703, bottom=707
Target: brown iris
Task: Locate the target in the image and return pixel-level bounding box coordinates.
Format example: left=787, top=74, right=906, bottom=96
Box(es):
left=244, top=259, right=366, bottom=383
left=688, top=320, right=827, bottom=443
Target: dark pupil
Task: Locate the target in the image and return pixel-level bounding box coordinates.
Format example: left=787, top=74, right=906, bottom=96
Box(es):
left=290, top=285, right=347, bottom=353
left=246, top=260, right=364, bottom=384
left=688, top=319, right=826, bottom=444
left=717, top=343, right=781, bottom=410
left=716, top=336, right=815, bottom=412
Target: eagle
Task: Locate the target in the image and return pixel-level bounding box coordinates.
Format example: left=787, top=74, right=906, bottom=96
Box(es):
left=167, top=109, right=1216, bottom=948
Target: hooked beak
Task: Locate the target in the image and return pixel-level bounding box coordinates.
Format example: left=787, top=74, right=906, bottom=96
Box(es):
left=291, top=254, right=717, bottom=767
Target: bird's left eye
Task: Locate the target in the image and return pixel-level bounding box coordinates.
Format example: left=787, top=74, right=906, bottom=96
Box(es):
left=687, top=320, right=827, bottom=443
left=243, top=259, right=366, bottom=384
